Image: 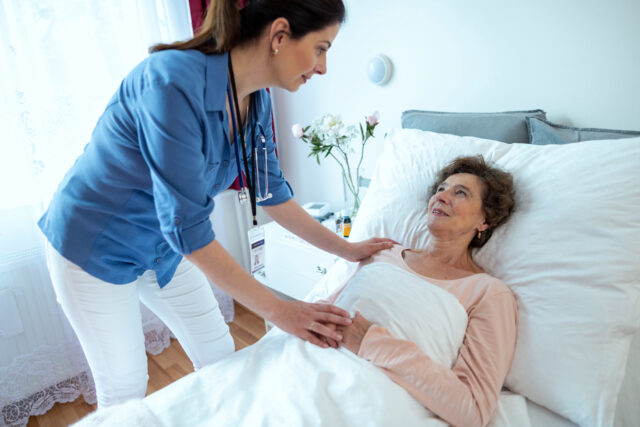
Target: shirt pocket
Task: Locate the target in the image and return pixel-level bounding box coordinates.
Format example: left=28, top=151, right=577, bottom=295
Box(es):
left=206, top=160, right=236, bottom=196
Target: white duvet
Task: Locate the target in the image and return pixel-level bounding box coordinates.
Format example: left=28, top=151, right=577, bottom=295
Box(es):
left=74, top=263, right=530, bottom=427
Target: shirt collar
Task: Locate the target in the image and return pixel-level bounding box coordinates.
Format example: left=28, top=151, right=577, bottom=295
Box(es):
left=204, top=52, right=229, bottom=112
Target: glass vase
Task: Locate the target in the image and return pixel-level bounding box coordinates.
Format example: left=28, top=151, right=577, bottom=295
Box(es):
left=342, top=173, right=361, bottom=218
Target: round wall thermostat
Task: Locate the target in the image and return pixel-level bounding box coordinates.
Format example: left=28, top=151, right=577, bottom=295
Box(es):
left=366, top=54, right=393, bottom=85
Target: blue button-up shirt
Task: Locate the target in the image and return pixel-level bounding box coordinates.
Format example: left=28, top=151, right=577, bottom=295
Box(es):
left=38, top=50, right=293, bottom=287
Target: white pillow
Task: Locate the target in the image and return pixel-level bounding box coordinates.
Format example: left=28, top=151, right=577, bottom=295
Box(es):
left=349, top=129, right=640, bottom=427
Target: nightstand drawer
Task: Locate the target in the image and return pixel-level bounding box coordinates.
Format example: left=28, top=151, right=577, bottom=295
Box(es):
left=266, top=264, right=319, bottom=300
left=267, top=240, right=337, bottom=277
left=261, top=222, right=339, bottom=299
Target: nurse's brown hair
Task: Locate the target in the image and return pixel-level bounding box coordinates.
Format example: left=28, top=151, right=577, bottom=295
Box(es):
left=150, top=0, right=346, bottom=54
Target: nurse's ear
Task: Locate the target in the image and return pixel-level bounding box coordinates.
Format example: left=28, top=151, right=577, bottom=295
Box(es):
left=268, top=17, right=291, bottom=53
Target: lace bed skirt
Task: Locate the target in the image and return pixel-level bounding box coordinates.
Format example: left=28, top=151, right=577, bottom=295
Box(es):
left=0, top=288, right=234, bottom=427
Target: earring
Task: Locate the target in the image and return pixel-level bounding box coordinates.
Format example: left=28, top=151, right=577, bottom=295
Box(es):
left=272, top=48, right=279, bottom=56
left=477, top=230, right=482, bottom=239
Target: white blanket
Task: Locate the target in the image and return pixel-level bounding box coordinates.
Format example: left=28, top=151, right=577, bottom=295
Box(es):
left=74, top=263, right=530, bottom=427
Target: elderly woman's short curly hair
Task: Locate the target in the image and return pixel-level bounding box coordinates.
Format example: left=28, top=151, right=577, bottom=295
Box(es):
left=428, top=155, right=515, bottom=248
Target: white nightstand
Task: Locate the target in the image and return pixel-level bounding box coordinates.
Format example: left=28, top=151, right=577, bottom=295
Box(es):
left=254, top=221, right=340, bottom=301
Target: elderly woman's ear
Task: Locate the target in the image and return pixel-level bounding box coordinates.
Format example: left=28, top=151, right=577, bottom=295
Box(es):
left=474, top=215, right=490, bottom=235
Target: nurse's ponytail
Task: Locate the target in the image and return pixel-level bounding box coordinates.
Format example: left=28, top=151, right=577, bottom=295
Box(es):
left=151, top=0, right=240, bottom=54
left=150, top=0, right=345, bottom=54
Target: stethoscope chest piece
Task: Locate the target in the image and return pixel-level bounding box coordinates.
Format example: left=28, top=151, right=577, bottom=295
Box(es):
left=237, top=188, right=249, bottom=204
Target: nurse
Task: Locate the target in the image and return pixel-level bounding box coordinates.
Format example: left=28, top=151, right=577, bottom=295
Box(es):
left=38, top=0, right=394, bottom=408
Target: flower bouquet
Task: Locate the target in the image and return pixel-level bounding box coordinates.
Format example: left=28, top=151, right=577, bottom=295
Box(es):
left=292, top=111, right=380, bottom=217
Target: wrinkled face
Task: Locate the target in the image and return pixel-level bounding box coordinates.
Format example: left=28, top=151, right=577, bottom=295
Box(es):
left=427, top=173, right=489, bottom=241
left=273, top=23, right=340, bottom=92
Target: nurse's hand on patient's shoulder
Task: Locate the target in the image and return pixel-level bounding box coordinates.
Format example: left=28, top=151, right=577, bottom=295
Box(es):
left=340, top=238, right=398, bottom=262
left=270, top=299, right=352, bottom=349
left=336, top=312, right=373, bottom=354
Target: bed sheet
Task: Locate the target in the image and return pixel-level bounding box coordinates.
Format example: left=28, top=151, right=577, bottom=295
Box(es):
left=73, top=328, right=531, bottom=427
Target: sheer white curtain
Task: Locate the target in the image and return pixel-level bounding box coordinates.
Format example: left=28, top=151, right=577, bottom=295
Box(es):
left=0, top=2, right=231, bottom=425
left=0, top=0, right=193, bottom=210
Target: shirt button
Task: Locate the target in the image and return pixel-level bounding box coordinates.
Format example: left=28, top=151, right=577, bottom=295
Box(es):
left=174, top=218, right=181, bottom=226
left=154, top=257, right=162, bottom=264
left=214, top=184, right=221, bottom=189
left=222, top=160, right=229, bottom=167
left=208, top=165, right=215, bottom=171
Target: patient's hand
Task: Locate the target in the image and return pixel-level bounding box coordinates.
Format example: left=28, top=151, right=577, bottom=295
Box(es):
left=337, top=312, right=373, bottom=354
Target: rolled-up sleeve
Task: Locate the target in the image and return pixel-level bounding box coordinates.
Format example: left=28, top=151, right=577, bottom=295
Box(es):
left=136, top=84, right=215, bottom=255
left=255, top=90, right=293, bottom=206
left=357, top=292, right=518, bottom=427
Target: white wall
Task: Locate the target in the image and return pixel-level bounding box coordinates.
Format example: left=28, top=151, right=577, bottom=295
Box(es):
left=272, top=0, right=640, bottom=211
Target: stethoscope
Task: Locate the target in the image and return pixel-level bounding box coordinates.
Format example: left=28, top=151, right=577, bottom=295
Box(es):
left=226, top=53, right=272, bottom=226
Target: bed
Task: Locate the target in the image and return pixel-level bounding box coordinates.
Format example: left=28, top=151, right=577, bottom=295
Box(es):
left=73, top=113, right=640, bottom=427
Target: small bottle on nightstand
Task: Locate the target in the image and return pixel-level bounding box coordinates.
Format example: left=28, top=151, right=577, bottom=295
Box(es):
left=343, top=216, right=351, bottom=238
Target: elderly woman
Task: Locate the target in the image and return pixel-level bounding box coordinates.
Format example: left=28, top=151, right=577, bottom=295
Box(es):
left=322, top=155, right=517, bottom=427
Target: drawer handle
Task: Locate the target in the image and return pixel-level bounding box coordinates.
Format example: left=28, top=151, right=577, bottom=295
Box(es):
left=315, top=266, right=327, bottom=275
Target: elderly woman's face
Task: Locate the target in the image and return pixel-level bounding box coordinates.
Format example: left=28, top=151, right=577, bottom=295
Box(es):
left=427, top=173, right=489, bottom=241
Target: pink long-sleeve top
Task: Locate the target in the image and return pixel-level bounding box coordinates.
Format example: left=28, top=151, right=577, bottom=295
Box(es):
left=323, top=245, right=518, bottom=427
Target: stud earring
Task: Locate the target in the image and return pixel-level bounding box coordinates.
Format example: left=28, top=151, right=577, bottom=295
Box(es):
left=477, top=230, right=482, bottom=239
left=272, top=48, right=279, bottom=56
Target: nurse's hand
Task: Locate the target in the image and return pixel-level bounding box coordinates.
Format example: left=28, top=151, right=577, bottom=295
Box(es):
left=318, top=322, right=340, bottom=349
left=270, top=299, right=352, bottom=348
left=340, top=237, right=398, bottom=262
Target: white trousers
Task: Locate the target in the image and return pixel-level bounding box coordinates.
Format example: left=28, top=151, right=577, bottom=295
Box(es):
left=45, top=243, right=235, bottom=408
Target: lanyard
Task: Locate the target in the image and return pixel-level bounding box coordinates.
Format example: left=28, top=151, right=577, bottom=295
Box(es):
left=227, top=54, right=258, bottom=226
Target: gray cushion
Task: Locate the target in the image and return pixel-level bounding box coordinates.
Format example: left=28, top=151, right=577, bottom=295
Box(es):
left=527, top=117, right=640, bottom=145
left=401, top=109, right=546, bottom=143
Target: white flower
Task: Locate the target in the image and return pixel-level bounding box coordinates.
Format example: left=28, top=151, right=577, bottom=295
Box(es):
left=321, top=114, right=343, bottom=135
left=344, top=124, right=358, bottom=140
left=291, top=123, right=304, bottom=138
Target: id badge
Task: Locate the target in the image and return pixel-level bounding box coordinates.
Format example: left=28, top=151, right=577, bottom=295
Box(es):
left=247, top=226, right=265, bottom=274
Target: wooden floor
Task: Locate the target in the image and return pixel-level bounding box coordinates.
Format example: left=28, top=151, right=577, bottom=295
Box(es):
left=27, top=302, right=266, bottom=427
